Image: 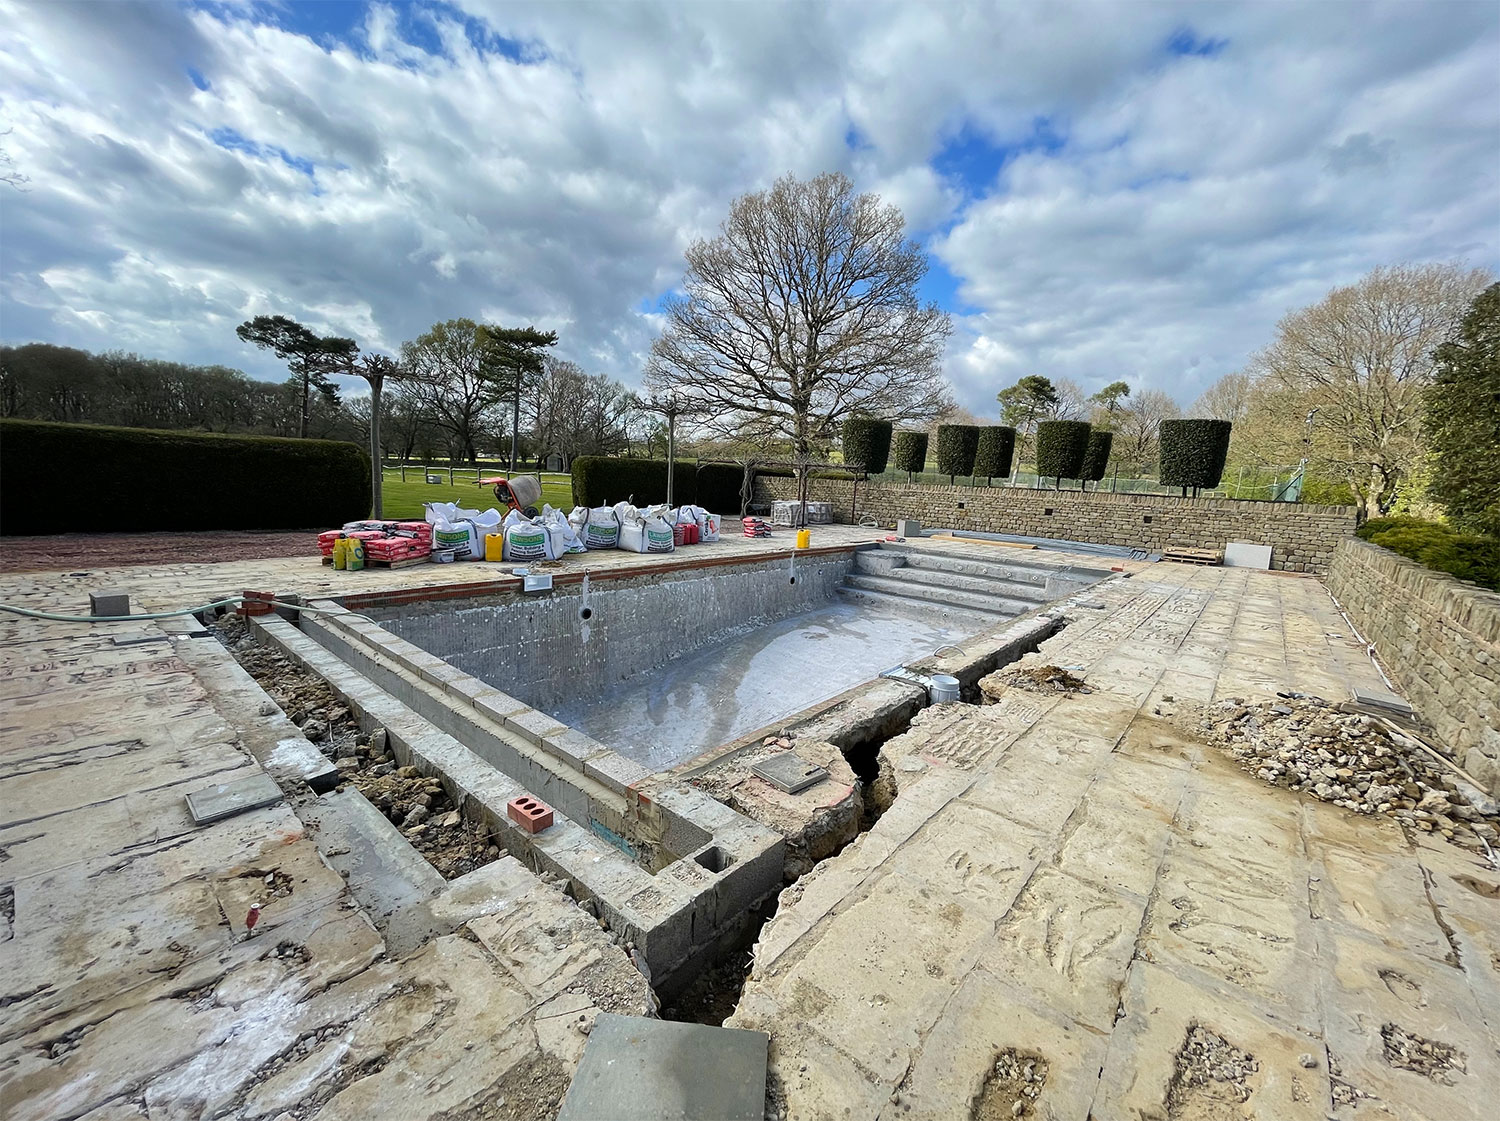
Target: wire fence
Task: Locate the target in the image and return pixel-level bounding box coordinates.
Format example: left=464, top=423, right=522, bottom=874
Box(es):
left=868, top=464, right=1307, bottom=501
left=380, top=461, right=572, bottom=486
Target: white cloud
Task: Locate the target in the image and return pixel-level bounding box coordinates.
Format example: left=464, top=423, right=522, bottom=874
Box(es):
left=0, top=0, right=1495, bottom=417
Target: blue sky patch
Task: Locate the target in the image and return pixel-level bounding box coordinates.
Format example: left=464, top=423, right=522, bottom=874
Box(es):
left=932, top=117, right=1066, bottom=198
left=1165, top=27, right=1229, bottom=58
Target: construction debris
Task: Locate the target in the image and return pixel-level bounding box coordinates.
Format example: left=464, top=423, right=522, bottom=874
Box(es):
left=1192, top=695, right=1500, bottom=855
left=983, top=662, right=1091, bottom=696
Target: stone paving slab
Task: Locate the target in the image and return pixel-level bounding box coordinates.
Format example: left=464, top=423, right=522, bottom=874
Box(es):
left=730, top=563, right=1498, bottom=1120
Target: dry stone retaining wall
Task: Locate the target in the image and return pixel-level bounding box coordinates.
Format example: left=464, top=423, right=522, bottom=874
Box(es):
left=754, top=475, right=1356, bottom=574
left=1327, top=537, right=1500, bottom=794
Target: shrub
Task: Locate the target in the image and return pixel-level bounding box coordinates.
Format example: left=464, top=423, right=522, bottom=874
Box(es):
left=570, top=456, right=700, bottom=509
left=1080, top=429, right=1113, bottom=485
left=1159, top=419, right=1232, bottom=492
left=1358, top=515, right=1500, bottom=591
left=841, top=415, right=894, bottom=474
left=973, top=426, right=1016, bottom=481
left=891, top=430, right=929, bottom=478
left=1035, top=420, right=1092, bottom=483
left=0, top=419, right=369, bottom=534
left=935, top=424, right=980, bottom=481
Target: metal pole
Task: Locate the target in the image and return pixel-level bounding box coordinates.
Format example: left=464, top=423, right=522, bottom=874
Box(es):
left=370, top=375, right=383, bottom=518
left=666, top=408, right=676, bottom=508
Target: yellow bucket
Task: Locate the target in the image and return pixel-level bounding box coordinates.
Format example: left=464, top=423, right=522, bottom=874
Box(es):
left=485, top=533, right=506, bottom=562
left=796, top=528, right=811, bottom=549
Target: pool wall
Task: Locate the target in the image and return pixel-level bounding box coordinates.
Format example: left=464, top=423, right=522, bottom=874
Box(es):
left=369, top=552, right=856, bottom=714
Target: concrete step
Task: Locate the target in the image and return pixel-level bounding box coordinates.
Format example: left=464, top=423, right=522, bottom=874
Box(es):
left=843, top=573, right=1032, bottom=616
left=855, top=553, right=1049, bottom=601
left=835, top=584, right=1010, bottom=622
left=877, top=542, right=1055, bottom=587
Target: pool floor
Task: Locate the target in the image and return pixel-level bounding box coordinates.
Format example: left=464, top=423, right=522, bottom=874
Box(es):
left=547, top=599, right=979, bottom=771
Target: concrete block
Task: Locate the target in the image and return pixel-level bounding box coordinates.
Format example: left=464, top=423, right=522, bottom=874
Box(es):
left=585, top=750, right=654, bottom=795
left=503, top=707, right=570, bottom=743
left=89, top=589, right=130, bottom=618
left=185, top=773, right=284, bottom=825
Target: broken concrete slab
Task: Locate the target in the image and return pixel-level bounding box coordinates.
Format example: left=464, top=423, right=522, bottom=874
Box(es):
left=558, top=1014, right=768, bottom=1121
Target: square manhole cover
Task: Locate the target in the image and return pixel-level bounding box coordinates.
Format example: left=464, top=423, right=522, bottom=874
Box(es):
left=558, top=1013, right=768, bottom=1121
left=185, top=773, right=284, bottom=825
left=750, top=751, right=828, bottom=794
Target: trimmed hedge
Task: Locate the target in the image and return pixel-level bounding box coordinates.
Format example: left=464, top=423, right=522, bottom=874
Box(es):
left=892, top=431, right=929, bottom=476
left=1080, top=429, right=1113, bottom=484
left=841, top=415, right=893, bottom=474
left=1036, top=420, right=1092, bottom=482
left=1356, top=516, right=1500, bottom=591
left=0, top=419, right=370, bottom=534
left=973, top=426, right=1016, bottom=481
left=1159, top=419, right=1232, bottom=491
left=569, top=457, right=744, bottom=512
left=935, top=424, right=980, bottom=480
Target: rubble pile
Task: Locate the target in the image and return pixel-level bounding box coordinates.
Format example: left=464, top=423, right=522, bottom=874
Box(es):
left=985, top=663, right=1092, bottom=695
left=214, top=614, right=502, bottom=879
left=1195, top=695, right=1499, bottom=854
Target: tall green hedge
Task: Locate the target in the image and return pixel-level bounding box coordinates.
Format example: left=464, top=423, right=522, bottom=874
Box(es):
left=569, top=457, right=743, bottom=511
left=841, top=415, right=893, bottom=474
left=973, top=426, right=1016, bottom=481
left=935, top=424, right=980, bottom=481
left=1080, top=429, right=1113, bottom=485
left=892, top=431, right=928, bottom=478
left=0, top=419, right=370, bottom=535
left=1035, top=420, right=1091, bottom=483
left=1159, top=419, right=1232, bottom=492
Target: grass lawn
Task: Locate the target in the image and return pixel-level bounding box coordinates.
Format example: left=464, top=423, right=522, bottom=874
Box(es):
left=377, top=471, right=575, bottom=519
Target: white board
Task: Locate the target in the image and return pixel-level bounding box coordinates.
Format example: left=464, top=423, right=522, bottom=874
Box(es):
left=1223, top=542, right=1272, bottom=569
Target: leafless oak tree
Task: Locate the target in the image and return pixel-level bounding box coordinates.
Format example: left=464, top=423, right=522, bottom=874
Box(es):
left=1191, top=371, right=1253, bottom=424
left=645, top=172, right=952, bottom=456
left=1248, top=262, right=1490, bottom=517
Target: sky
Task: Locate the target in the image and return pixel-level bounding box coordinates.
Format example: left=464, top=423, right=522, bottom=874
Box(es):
left=1, top=0, right=1497, bottom=416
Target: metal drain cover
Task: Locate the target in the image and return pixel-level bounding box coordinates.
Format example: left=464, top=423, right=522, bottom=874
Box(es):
left=558, top=1013, right=768, bottom=1121
left=751, top=752, right=828, bottom=794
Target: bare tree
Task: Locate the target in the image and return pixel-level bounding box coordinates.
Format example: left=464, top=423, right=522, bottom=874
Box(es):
left=528, top=356, right=634, bottom=467
left=1191, top=371, right=1253, bottom=424
left=1049, top=378, right=1088, bottom=421
left=1114, top=388, right=1181, bottom=474
left=645, top=172, right=952, bottom=456
left=1248, top=262, right=1490, bottom=517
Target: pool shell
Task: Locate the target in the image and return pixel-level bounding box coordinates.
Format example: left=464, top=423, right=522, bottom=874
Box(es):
left=269, top=542, right=1114, bottom=993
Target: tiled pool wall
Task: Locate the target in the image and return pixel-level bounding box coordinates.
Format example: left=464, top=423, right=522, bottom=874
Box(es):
left=370, top=552, right=857, bottom=713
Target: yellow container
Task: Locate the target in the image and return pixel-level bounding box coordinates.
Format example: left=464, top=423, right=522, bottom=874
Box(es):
left=332, top=537, right=348, bottom=570
left=796, top=528, right=811, bottom=549
left=485, top=532, right=506, bottom=562
left=347, top=539, right=365, bottom=571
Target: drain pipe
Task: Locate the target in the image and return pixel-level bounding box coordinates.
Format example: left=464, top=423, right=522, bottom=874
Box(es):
left=880, top=665, right=961, bottom=705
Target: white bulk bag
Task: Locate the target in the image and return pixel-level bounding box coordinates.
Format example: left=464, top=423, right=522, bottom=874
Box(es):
left=581, top=505, right=620, bottom=550
left=424, top=502, right=480, bottom=560
left=642, top=513, right=676, bottom=553
left=541, top=505, right=586, bottom=555
left=503, top=517, right=552, bottom=562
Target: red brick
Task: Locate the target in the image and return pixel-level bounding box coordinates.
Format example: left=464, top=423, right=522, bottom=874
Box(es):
left=507, top=795, right=554, bottom=833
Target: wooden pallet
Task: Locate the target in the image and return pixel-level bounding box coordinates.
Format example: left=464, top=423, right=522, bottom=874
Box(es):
left=1162, top=548, right=1222, bottom=566
left=321, top=555, right=431, bottom=569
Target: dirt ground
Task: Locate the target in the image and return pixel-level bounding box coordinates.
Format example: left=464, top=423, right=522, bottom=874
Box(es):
left=0, top=529, right=315, bottom=572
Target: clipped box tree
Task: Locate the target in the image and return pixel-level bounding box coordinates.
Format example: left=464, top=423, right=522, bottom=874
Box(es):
left=1079, top=429, right=1113, bottom=490
left=1035, top=420, right=1092, bottom=487
left=973, top=426, right=1016, bottom=483
left=892, top=430, right=929, bottom=482
left=935, top=424, right=980, bottom=484
left=841, top=415, right=894, bottom=474
left=1159, top=418, right=1233, bottom=495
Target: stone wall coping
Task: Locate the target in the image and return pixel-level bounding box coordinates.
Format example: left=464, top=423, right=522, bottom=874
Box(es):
left=1336, top=537, right=1500, bottom=645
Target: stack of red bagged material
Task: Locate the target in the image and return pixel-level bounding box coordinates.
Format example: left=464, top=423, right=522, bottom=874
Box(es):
left=742, top=517, right=772, bottom=538
left=319, top=520, right=434, bottom=562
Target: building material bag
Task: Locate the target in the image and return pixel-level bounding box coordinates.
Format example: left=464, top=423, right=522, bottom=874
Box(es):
left=503, top=517, right=553, bottom=562
left=618, top=503, right=673, bottom=553
left=540, top=505, right=586, bottom=555
left=700, top=512, right=722, bottom=543
left=576, top=505, right=620, bottom=550
left=424, top=502, right=483, bottom=560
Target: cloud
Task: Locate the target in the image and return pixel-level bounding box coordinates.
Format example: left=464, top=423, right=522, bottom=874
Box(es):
left=1, top=0, right=1495, bottom=415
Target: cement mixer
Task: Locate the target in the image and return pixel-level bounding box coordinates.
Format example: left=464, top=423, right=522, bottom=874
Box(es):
left=478, top=474, right=542, bottom=519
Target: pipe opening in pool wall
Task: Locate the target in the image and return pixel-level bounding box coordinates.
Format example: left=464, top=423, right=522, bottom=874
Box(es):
left=579, top=606, right=593, bottom=621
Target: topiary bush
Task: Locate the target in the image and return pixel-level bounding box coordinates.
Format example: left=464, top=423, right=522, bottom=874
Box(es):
left=1357, top=515, right=1500, bottom=591
left=841, top=415, right=894, bottom=474
left=0, top=419, right=369, bottom=534
left=1035, top=420, right=1092, bottom=484
left=570, top=457, right=699, bottom=509
left=892, top=430, right=929, bottom=480
left=935, top=424, right=980, bottom=482
left=973, top=426, right=1016, bottom=481
left=1159, top=419, right=1232, bottom=493
left=1079, top=428, right=1113, bottom=487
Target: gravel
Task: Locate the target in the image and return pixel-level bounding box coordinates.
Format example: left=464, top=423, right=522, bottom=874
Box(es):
left=1191, top=696, right=1499, bottom=856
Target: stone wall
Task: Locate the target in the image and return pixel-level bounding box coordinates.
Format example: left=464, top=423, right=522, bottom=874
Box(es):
left=1327, top=538, right=1500, bottom=794
left=754, top=475, right=1356, bottom=574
